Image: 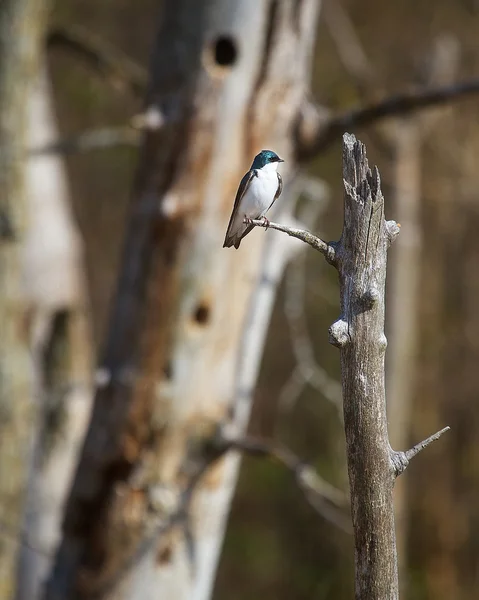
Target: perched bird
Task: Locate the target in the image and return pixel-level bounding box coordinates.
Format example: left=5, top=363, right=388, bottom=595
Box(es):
left=223, top=149, right=284, bottom=249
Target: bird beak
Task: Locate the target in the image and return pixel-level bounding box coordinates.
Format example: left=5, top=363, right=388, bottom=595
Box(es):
left=278, top=158, right=284, bottom=162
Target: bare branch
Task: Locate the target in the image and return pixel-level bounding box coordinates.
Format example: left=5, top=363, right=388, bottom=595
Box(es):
left=275, top=177, right=342, bottom=425
left=218, top=433, right=351, bottom=533
left=90, top=426, right=351, bottom=598
left=277, top=365, right=307, bottom=415
left=391, top=426, right=450, bottom=477
left=246, top=218, right=337, bottom=264
left=297, top=79, right=479, bottom=160
left=405, top=426, right=451, bottom=460
left=225, top=435, right=346, bottom=505
left=284, top=249, right=342, bottom=411
left=47, top=24, right=147, bottom=97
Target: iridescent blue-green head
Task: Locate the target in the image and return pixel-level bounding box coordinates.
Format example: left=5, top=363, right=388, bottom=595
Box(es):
left=251, top=149, right=284, bottom=170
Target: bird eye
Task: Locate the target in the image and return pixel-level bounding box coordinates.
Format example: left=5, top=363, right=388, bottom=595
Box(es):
left=270, top=156, right=276, bottom=162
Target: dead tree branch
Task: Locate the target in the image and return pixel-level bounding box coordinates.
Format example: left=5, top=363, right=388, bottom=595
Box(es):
left=391, top=426, right=451, bottom=476
left=297, top=79, right=479, bottom=160
left=222, top=434, right=351, bottom=533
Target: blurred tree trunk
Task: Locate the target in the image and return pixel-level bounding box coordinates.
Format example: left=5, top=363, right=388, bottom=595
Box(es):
left=409, top=113, right=479, bottom=600
left=14, top=66, right=93, bottom=600
left=0, top=2, right=50, bottom=598
left=386, top=119, right=422, bottom=578
left=45, top=2, right=322, bottom=600
left=385, top=36, right=459, bottom=585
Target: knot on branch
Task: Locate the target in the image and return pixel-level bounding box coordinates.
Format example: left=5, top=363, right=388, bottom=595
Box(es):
left=386, top=220, right=401, bottom=246
left=324, top=241, right=339, bottom=266
left=329, top=319, right=351, bottom=348
left=379, top=333, right=388, bottom=352
left=390, top=451, right=409, bottom=477
left=392, top=427, right=450, bottom=478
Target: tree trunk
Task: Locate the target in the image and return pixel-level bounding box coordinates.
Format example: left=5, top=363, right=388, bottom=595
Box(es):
left=44, top=2, right=321, bottom=599
left=0, top=2, right=50, bottom=598
left=329, top=134, right=401, bottom=600
left=14, top=65, right=93, bottom=600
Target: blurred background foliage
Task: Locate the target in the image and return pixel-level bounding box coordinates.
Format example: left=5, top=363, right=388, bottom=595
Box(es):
left=47, top=0, right=479, bottom=598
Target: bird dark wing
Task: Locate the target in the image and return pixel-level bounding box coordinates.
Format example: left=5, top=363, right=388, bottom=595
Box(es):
left=266, top=171, right=283, bottom=212
left=223, top=169, right=256, bottom=248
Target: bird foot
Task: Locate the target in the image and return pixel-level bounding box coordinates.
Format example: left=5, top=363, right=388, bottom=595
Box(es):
left=261, top=216, right=270, bottom=229
left=243, top=216, right=254, bottom=225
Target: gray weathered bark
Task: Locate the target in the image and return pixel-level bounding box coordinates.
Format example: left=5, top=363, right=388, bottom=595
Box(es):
left=330, top=134, right=401, bottom=599
left=330, top=134, right=447, bottom=600
left=0, top=2, right=50, bottom=598
left=44, top=2, right=321, bottom=599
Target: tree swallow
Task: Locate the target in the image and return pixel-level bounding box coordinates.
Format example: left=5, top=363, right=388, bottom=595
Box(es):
left=223, top=149, right=284, bottom=249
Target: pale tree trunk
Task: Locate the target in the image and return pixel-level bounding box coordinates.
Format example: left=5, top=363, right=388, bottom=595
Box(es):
left=0, top=2, right=50, bottom=598
left=44, top=2, right=322, bottom=600
left=14, top=66, right=93, bottom=600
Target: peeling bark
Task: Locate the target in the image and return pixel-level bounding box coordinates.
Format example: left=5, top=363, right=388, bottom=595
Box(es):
left=44, top=2, right=321, bottom=599
left=15, top=66, right=93, bottom=600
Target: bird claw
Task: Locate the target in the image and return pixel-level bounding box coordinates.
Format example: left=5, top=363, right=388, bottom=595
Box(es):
left=261, top=216, right=270, bottom=229
left=243, top=216, right=254, bottom=225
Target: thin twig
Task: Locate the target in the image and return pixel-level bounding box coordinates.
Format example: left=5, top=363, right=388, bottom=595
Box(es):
left=298, top=79, right=479, bottom=160
left=246, top=218, right=337, bottom=264
left=224, top=435, right=347, bottom=507
left=277, top=365, right=307, bottom=415
left=220, top=434, right=351, bottom=533
left=284, top=251, right=343, bottom=411
left=391, top=426, right=450, bottom=477
left=277, top=177, right=341, bottom=423
left=404, top=426, right=450, bottom=462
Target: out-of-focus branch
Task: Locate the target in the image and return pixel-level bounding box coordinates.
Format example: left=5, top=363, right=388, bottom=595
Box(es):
left=297, top=79, right=479, bottom=160
left=221, top=433, right=351, bottom=532
left=276, top=176, right=342, bottom=420
left=221, top=434, right=347, bottom=507
left=91, top=428, right=351, bottom=598
left=283, top=249, right=342, bottom=411
left=47, top=24, right=147, bottom=97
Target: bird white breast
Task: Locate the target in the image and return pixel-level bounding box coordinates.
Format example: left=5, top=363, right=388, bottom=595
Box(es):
left=241, top=163, right=279, bottom=218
